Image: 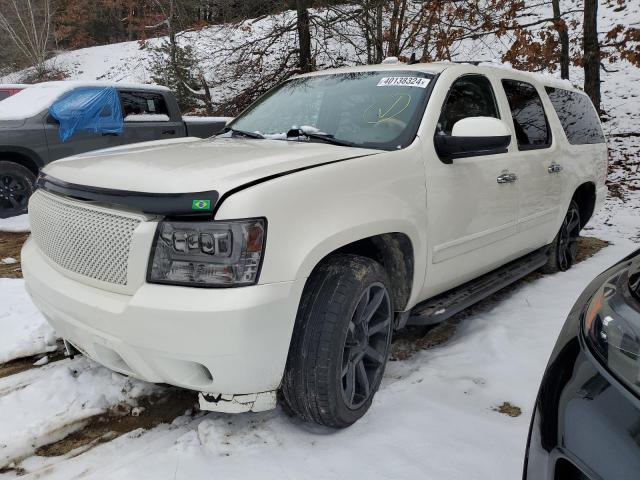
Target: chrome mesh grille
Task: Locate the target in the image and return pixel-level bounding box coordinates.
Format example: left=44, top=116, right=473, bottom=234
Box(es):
left=29, top=190, right=142, bottom=285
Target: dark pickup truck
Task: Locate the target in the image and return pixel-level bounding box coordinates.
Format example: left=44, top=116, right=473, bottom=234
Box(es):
left=0, top=81, right=229, bottom=217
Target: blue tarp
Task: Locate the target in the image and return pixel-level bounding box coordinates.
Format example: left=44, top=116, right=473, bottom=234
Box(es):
left=49, top=87, right=123, bottom=142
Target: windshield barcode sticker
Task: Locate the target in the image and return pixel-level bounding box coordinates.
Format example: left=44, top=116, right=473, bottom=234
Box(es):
left=377, top=77, right=430, bottom=88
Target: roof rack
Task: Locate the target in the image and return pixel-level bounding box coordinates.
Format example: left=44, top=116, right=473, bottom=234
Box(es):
left=451, top=61, right=484, bottom=66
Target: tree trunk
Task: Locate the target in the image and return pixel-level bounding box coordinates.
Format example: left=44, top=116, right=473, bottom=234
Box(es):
left=583, top=0, right=601, bottom=112
left=296, top=0, right=312, bottom=72
left=375, top=2, right=384, bottom=63
left=552, top=0, right=570, bottom=79
left=169, top=0, right=177, bottom=67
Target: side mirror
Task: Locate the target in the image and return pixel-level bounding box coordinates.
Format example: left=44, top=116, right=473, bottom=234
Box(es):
left=434, top=117, right=511, bottom=163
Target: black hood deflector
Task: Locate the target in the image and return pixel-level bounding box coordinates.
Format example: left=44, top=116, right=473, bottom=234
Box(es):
left=37, top=151, right=378, bottom=218
left=37, top=174, right=220, bottom=217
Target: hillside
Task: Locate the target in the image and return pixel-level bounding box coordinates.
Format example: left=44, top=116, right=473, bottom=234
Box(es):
left=2, top=1, right=638, bottom=134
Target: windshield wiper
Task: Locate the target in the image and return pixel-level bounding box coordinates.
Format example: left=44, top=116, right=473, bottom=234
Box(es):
left=285, top=128, right=356, bottom=148
left=304, top=132, right=357, bottom=148
left=222, top=127, right=264, bottom=139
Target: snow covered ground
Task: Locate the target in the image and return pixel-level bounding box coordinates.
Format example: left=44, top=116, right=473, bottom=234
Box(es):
left=0, top=140, right=638, bottom=479
left=0, top=2, right=638, bottom=478
left=0, top=215, right=30, bottom=233
left=0, top=189, right=637, bottom=479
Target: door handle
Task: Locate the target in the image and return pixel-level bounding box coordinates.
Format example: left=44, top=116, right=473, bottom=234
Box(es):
left=497, top=172, right=518, bottom=184
left=162, top=129, right=176, bottom=135
left=548, top=163, right=563, bottom=173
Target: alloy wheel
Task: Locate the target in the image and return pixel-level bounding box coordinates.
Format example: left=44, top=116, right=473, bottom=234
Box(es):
left=0, top=173, right=29, bottom=216
left=341, top=283, right=392, bottom=410
left=557, top=204, right=580, bottom=271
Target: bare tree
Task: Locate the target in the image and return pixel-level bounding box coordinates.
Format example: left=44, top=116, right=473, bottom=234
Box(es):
left=0, top=0, right=53, bottom=80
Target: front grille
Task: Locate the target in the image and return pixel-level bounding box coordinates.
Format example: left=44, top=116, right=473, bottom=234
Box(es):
left=29, top=189, right=142, bottom=285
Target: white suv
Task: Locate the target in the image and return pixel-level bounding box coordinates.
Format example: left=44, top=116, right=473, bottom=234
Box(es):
left=22, top=61, right=607, bottom=427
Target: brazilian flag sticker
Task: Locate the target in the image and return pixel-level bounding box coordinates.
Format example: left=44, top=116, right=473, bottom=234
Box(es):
left=192, top=199, right=211, bottom=211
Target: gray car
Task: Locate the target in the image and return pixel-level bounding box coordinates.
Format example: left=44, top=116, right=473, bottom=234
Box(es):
left=0, top=81, right=229, bottom=218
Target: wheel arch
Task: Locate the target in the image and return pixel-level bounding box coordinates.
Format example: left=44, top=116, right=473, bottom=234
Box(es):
left=306, top=232, right=415, bottom=313
left=571, top=181, right=596, bottom=228
left=0, top=147, right=43, bottom=177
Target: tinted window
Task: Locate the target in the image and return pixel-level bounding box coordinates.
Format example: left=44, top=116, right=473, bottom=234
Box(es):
left=502, top=80, right=550, bottom=149
left=437, top=75, right=499, bottom=135
left=120, top=91, right=169, bottom=118
left=545, top=87, right=604, bottom=144
left=0, top=92, right=9, bottom=101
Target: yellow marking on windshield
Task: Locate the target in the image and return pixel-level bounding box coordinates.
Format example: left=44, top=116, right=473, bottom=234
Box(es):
left=363, top=95, right=412, bottom=125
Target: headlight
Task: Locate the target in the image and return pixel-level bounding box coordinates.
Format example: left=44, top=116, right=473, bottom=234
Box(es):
left=583, top=263, right=640, bottom=396
left=148, top=218, right=266, bottom=287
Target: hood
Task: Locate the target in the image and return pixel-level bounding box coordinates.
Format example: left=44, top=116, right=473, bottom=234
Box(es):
left=43, top=137, right=379, bottom=195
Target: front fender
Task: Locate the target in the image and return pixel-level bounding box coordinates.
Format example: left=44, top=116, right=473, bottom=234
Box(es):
left=214, top=141, right=428, bottom=308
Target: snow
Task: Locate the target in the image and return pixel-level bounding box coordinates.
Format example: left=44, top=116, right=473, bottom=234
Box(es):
left=0, top=223, right=636, bottom=478
left=124, top=113, right=170, bottom=122
left=0, top=214, right=29, bottom=232
left=0, top=356, right=158, bottom=468
left=1, top=258, right=17, bottom=265
left=183, top=116, right=233, bottom=124
left=0, top=2, right=637, bottom=478
left=0, top=279, right=57, bottom=364
left=0, top=81, right=169, bottom=120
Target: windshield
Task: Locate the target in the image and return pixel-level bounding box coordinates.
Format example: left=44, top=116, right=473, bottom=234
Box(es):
left=0, top=84, right=68, bottom=120
left=229, top=71, right=435, bottom=150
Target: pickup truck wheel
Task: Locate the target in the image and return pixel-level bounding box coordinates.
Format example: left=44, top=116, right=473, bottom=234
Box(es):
left=282, top=254, right=393, bottom=428
left=542, top=200, right=581, bottom=274
left=0, top=161, right=35, bottom=219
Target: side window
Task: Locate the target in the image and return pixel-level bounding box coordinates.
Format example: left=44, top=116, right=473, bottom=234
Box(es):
left=545, top=87, right=605, bottom=145
left=501, top=80, right=550, bottom=149
left=120, top=91, right=170, bottom=121
left=437, top=75, right=499, bottom=135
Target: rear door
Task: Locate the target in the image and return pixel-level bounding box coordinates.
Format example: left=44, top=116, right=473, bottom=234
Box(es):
left=499, top=79, right=561, bottom=248
left=118, top=90, right=186, bottom=145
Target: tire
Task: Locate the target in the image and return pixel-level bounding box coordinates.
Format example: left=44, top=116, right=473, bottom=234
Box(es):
left=542, top=200, right=581, bottom=274
left=281, top=254, right=394, bottom=428
left=0, top=161, right=35, bottom=219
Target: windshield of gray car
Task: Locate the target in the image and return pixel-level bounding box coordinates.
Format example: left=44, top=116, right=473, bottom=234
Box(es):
left=228, top=71, right=436, bottom=150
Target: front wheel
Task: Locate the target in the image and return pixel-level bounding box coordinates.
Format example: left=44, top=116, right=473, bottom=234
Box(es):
left=0, top=161, right=35, bottom=219
left=542, top=200, right=581, bottom=273
left=281, top=254, right=394, bottom=428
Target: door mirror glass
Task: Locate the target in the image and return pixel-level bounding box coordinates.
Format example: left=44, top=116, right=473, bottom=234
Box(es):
left=434, top=117, right=511, bottom=163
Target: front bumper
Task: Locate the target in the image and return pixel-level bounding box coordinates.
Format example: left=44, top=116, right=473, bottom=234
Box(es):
left=22, top=238, right=306, bottom=397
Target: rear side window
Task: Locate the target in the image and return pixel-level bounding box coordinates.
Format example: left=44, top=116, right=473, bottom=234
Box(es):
left=545, top=87, right=604, bottom=144
left=0, top=91, right=9, bottom=101
left=502, top=80, right=550, bottom=149
left=120, top=91, right=169, bottom=120
left=437, top=75, right=499, bottom=135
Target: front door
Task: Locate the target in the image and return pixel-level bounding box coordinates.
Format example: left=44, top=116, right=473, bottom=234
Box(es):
left=44, top=114, right=122, bottom=162
left=422, top=74, right=519, bottom=297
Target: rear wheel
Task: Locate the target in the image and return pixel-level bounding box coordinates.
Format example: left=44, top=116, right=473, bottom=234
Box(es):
left=0, top=161, right=35, bottom=219
left=542, top=200, right=581, bottom=273
left=281, top=254, right=393, bottom=428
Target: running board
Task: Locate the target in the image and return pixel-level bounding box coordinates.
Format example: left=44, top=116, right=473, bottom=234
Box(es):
left=407, top=248, right=549, bottom=326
